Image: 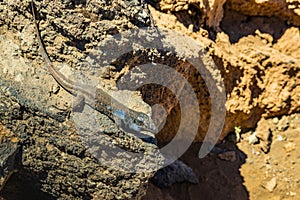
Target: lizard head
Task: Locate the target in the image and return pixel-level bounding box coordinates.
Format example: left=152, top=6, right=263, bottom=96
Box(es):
left=113, top=109, right=158, bottom=134
left=113, top=110, right=158, bottom=144
left=134, top=112, right=158, bottom=133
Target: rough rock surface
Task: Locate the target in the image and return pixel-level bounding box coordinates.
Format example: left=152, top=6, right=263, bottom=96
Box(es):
left=147, top=1, right=300, bottom=143
left=151, top=160, right=198, bottom=188
left=143, top=1, right=300, bottom=199
left=150, top=0, right=227, bottom=29
left=0, top=0, right=162, bottom=199
left=226, top=0, right=300, bottom=26
left=0, top=125, right=18, bottom=191
left=153, top=0, right=300, bottom=28
left=1, top=0, right=300, bottom=199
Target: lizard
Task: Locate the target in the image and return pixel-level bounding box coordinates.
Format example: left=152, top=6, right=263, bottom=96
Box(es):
left=30, top=2, right=202, bottom=188
left=30, top=1, right=158, bottom=134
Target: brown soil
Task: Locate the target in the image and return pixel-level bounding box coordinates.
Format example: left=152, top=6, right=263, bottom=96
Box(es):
left=143, top=113, right=300, bottom=200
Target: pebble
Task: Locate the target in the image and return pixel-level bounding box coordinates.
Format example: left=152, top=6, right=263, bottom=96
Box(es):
left=272, top=117, right=279, bottom=124
left=51, top=84, right=60, bottom=94
left=283, top=142, right=296, bottom=153
left=248, top=133, right=258, bottom=144
left=289, top=191, right=296, bottom=196
left=276, top=135, right=283, bottom=141
left=14, top=73, right=24, bottom=82
left=265, top=177, right=277, bottom=192
left=218, top=151, right=236, bottom=162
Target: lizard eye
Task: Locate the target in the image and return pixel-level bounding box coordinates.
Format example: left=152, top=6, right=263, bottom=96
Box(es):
left=136, top=113, right=148, bottom=125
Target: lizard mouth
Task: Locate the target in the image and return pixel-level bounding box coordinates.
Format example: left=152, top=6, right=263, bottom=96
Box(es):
left=144, top=120, right=159, bottom=134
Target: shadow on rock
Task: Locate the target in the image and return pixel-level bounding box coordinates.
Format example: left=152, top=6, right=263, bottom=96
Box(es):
left=143, top=141, right=249, bottom=200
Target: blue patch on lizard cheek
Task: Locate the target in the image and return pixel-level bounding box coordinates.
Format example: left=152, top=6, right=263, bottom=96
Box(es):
left=113, top=109, right=126, bottom=120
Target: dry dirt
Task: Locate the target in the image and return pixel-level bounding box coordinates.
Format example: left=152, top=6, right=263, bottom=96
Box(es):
left=143, top=113, right=300, bottom=200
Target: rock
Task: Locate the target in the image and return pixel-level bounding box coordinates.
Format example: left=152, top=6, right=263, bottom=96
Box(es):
left=146, top=0, right=300, bottom=145
left=288, top=191, right=296, bottom=196
left=226, top=0, right=300, bottom=26
left=0, top=138, right=19, bottom=191
left=255, top=118, right=273, bottom=153
left=210, top=146, right=226, bottom=154
left=0, top=124, right=19, bottom=191
left=1, top=0, right=300, bottom=198
left=283, top=142, right=296, bottom=153
left=272, top=117, right=279, bottom=124
left=248, top=132, right=259, bottom=144
left=0, top=1, right=162, bottom=199
left=264, top=177, right=277, bottom=192
left=151, top=160, right=198, bottom=188
left=157, top=0, right=300, bottom=28
left=276, top=135, right=284, bottom=141
left=218, top=151, right=237, bottom=162
left=157, top=0, right=227, bottom=30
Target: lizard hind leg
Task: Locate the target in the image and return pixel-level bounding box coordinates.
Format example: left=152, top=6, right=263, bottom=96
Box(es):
left=72, top=94, right=85, bottom=112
